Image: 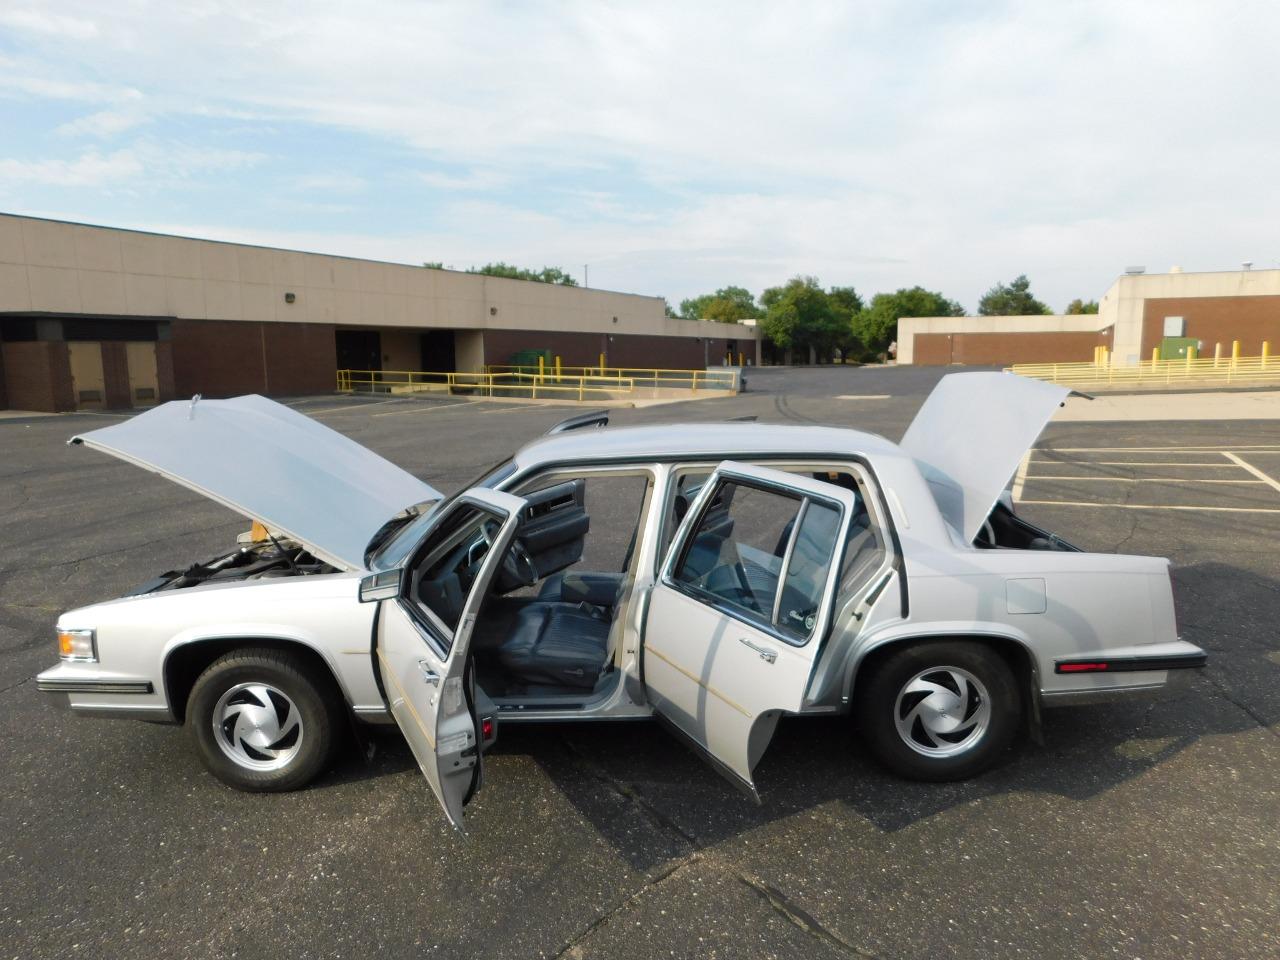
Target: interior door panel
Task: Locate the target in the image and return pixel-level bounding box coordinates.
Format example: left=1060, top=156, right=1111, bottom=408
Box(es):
left=498, top=479, right=588, bottom=590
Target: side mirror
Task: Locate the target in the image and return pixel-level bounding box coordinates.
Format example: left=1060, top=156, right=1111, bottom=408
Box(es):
left=359, top=569, right=401, bottom=602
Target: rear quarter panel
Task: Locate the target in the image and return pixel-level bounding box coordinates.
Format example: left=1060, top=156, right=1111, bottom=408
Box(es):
left=863, top=546, right=1179, bottom=695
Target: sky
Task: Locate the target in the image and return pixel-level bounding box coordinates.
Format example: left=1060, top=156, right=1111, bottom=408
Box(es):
left=1, top=0, right=1277, bottom=313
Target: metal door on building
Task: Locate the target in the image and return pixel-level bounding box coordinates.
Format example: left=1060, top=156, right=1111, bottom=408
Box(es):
left=68, top=342, right=106, bottom=410
left=124, top=342, right=159, bottom=406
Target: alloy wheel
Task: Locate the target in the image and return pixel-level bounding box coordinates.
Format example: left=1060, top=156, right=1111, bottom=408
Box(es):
left=893, top=666, right=991, bottom=758
left=211, top=682, right=304, bottom=771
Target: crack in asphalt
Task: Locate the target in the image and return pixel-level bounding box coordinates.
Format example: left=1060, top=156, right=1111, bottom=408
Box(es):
left=551, top=855, right=699, bottom=959
left=0, top=675, right=32, bottom=695
left=1201, top=671, right=1279, bottom=739
left=556, top=734, right=881, bottom=959
left=736, top=870, right=881, bottom=959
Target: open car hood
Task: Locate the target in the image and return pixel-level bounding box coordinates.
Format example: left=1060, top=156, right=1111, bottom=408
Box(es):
left=70, top=395, right=441, bottom=571
left=899, top=372, right=1070, bottom=543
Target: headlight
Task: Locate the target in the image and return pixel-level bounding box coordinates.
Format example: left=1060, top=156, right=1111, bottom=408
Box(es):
left=57, top=628, right=97, bottom=662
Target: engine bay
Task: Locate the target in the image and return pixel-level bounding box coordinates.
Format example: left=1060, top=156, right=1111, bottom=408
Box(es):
left=134, top=537, right=337, bottom=594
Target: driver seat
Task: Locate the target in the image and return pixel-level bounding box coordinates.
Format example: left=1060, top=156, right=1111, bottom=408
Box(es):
left=496, top=602, right=611, bottom=690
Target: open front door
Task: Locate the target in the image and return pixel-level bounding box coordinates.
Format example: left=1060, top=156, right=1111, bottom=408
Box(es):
left=376, top=488, right=525, bottom=829
left=643, top=462, right=856, bottom=798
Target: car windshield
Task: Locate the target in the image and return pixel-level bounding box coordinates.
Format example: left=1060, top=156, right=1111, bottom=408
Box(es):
left=367, top=457, right=517, bottom=569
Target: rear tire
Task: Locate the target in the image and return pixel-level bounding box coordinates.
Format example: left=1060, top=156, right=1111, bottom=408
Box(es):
left=186, top=647, right=343, bottom=792
left=856, top=640, right=1021, bottom=781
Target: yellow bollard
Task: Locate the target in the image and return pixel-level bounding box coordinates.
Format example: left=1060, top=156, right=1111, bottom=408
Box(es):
left=554, top=355, right=562, bottom=381
left=599, top=352, right=606, bottom=375
left=538, top=355, right=545, bottom=378
left=1232, top=340, right=1241, bottom=366
left=1214, top=342, right=1222, bottom=367
left=1263, top=341, right=1271, bottom=369
left=1186, top=344, right=1197, bottom=371
left=1151, top=346, right=1159, bottom=365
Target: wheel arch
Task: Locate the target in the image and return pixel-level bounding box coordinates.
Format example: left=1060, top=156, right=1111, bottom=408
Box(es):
left=163, top=636, right=353, bottom=724
left=846, top=631, right=1044, bottom=740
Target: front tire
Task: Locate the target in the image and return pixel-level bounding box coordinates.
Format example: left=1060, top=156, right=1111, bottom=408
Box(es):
left=186, top=648, right=343, bottom=792
left=856, top=641, right=1021, bottom=781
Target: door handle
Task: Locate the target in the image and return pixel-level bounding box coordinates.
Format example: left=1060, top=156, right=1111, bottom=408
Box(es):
left=418, top=660, right=441, bottom=686
left=738, top=637, right=777, bottom=664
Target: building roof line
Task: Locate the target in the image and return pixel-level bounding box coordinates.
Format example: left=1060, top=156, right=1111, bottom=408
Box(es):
left=0, top=209, right=664, bottom=303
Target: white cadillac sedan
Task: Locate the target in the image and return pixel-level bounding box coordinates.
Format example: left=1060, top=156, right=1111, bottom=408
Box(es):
left=39, top=373, right=1205, bottom=828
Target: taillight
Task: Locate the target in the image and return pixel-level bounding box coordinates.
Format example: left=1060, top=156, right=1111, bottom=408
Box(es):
left=481, top=717, right=495, bottom=740
left=1058, top=662, right=1109, bottom=673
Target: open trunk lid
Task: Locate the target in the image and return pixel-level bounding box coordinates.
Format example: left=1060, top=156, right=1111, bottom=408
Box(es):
left=70, top=395, right=440, bottom=571
left=899, top=372, right=1070, bottom=543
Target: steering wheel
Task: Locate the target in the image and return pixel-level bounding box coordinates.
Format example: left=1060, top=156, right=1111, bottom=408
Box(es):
left=502, top=538, right=539, bottom=587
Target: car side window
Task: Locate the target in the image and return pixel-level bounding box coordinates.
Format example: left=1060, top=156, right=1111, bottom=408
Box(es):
left=777, top=500, right=841, bottom=638
left=671, top=479, right=843, bottom=642
left=409, top=504, right=506, bottom=648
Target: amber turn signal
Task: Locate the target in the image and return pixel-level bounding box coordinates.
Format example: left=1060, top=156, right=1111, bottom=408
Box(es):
left=57, top=628, right=96, bottom=661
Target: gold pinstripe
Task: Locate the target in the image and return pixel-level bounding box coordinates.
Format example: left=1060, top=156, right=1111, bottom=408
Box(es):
left=645, top=644, right=754, bottom=719
left=376, top=648, right=437, bottom=749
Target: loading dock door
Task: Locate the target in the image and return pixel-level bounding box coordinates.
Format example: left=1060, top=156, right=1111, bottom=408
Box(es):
left=68, top=342, right=106, bottom=410
left=125, top=342, right=159, bottom=406
left=336, top=329, right=381, bottom=373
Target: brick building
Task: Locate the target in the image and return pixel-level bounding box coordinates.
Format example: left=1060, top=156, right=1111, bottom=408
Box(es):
left=0, top=213, right=758, bottom=412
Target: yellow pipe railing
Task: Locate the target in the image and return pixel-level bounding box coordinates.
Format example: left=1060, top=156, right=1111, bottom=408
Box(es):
left=1007, top=354, right=1280, bottom=386
left=484, top=363, right=739, bottom=391
left=335, top=369, right=639, bottom=400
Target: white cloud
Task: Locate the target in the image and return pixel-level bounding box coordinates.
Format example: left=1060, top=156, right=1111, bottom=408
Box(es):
left=0, top=142, right=265, bottom=190
left=0, top=150, right=142, bottom=187
left=0, top=8, right=98, bottom=41
left=55, top=109, right=150, bottom=137
left=3, top=0, right=1279, bottom=306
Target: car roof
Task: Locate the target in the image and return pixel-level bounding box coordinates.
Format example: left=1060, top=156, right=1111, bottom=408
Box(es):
left=513, top=422, right=904, bottom=470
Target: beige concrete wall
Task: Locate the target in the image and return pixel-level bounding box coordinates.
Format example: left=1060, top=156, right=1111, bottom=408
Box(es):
left=898, top=269, right=1280, bottom=366
left=376, top=327, right=421, bottom=372
left=455, top=330, right=485, bottom=372
left=0, top=213, right=757, bottom=348
left=1100, top=269, right=1280, bottom=364
left=898, top=314, right=1108, bottom=364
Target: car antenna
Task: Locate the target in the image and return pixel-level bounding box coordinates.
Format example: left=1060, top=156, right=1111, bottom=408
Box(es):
left=188, top=394, right=202, bottom=420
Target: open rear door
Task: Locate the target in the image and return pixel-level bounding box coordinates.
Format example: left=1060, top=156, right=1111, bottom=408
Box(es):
left=642, top=462, right=856, bottom=798
left=376, top=488, right=525, bottom=829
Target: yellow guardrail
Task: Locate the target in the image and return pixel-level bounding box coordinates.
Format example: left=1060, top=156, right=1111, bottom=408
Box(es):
left=485, top=363, right=739, bottom=392
left=336, top=369, right=636, bottom=401
left=1008, top=354, right=1280, bottom=386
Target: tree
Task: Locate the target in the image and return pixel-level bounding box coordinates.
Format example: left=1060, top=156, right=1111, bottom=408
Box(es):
left=977, top=275, right=1050, bottom=316
left=422, top=261, right=444, bottom=270
left=663, top=299, right=679, bottom=319
left=1065, top=298, right=1099, bottom=314
left=854, top=287, right=965, bottom=353
left=826, top=286, right=864, bottom=320
left=759, top=276, right=845, bottom=360
left=679, top=285, right=761, bottom=323
left=467, top=262, right=579, bottom=286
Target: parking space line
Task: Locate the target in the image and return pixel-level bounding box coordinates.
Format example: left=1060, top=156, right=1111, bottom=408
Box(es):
left=374, top=400, right=483, bottom=417
left=1017, top=500, right=1280, bottom=513
left=1222, top=452, right=1280, bottom=493
left=306, top=399, right=408, bottom=416
left=1049, top=444, right=1280, bottom=453
left=1011, top=451, right=1031, bottom=502
left=835, top=394, right=890, bottom=400
left=1031, top=460, right=1237, bottom=467
left=1029, top=476, right=1265, bottom=484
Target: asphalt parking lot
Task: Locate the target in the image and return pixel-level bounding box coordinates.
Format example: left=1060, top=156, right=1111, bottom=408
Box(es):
left=2, top=365, right=1277, bottom=960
